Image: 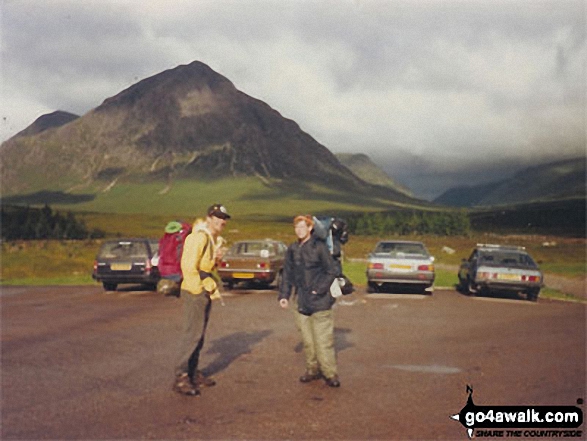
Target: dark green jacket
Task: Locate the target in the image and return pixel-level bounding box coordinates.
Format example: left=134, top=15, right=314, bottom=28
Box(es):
left=279, top=235, right=338, bottom=315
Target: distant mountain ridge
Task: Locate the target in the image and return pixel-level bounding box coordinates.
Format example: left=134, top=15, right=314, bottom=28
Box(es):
left=0, top=61, right=417, bottom=207
left=336, top=153, right=413, bottom=197
left=434, top=157, right=586, bottom=207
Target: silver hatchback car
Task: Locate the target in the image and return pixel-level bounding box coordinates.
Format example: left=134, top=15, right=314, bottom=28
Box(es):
left=458, top=244, right=543, bottom=301
left=366, top=240, right=435, bottom=294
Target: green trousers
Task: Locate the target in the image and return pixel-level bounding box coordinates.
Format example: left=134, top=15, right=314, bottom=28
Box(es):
left=295, top=308, right=338, bottom=379
left=175, top=292, right=211, bottom=380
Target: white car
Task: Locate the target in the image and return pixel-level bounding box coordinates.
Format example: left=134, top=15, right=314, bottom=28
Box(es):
left=366, top=240, right=435, bottom=294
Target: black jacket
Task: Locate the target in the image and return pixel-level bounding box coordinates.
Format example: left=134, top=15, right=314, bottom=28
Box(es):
left=279, top=235, right=338, bottom=315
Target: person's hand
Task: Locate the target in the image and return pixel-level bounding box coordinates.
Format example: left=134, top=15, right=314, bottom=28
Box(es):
left=279, top=298, right=289, bottom=309
left=215, top=246, right=227, bottom=261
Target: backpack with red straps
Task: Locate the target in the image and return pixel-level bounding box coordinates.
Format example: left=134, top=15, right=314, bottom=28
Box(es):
left=158, top=221, right=192, bottom=280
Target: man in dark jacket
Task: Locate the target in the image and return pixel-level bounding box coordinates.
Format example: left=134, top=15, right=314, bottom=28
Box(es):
left=278, top=215, right=340, bottom=387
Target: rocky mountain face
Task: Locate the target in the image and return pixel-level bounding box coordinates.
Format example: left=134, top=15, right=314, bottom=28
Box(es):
left=434, top=157, right=586, bottom=207
left=0, top=61, right=413, bottom=204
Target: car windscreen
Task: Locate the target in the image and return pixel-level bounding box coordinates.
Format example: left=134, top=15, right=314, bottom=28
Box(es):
left=229, top=242, right=277, bottom=257
left=478, top=251, right=538, bottom=268
left=98, top=241, right=149, bottom=259
left=373, top=242, right=428, bottom=258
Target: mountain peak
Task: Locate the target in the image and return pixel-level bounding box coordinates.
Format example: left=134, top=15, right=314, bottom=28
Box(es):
left=96, top=61, right=234, bottom=113
left=336, top=153, right=413, bottom=196
left=15, top=110, right=79, bottom=138
left=0, top=60, right=421, bottom=207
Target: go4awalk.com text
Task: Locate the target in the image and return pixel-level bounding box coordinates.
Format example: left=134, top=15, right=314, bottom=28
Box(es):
left=475, top=429, right=583, bottom=438
left=451, top=386, right=584, bottom=439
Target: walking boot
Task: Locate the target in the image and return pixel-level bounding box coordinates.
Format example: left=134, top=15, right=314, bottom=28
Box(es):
left=173, top=373, right=200, bottom=396
left=299, top=371, right=322, bottom=383
left=325, top=375, right=341, bottom=388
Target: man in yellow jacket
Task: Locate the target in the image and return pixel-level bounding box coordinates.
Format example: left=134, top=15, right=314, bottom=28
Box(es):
left=173, top=203, right=230, bottom=396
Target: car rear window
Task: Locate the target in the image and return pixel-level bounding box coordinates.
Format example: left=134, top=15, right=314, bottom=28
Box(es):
left=230, top=242, right=277, bottom=257
left=479, top=251, right=537, bottom=268
left=98, top=241, right=149, bottom=259
left=374, top=242, right=428, bottom=257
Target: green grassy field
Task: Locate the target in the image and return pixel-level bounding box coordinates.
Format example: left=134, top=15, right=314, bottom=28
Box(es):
left=2, top=216, right=584, bottom=302
left=41, top=177, right=426, bottom=219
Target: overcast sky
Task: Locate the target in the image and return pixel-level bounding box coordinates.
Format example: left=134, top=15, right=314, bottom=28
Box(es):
left=1, top=0, right=585, bottom=198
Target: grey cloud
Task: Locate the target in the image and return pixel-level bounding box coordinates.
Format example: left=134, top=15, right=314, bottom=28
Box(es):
left=1, top=0, right=584, bottom=197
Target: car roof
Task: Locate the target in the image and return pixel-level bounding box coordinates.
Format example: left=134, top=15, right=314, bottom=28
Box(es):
left=233, top=239, right=283, bottom=244
left=476, top=243, right=527, bottom=252
left=102, top=238, right=154, bottom=243
left=376, top=240, right=425, bottom=245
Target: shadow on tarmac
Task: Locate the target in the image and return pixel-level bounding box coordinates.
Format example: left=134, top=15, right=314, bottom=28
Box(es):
left=203, top=330, right=273, bottom=376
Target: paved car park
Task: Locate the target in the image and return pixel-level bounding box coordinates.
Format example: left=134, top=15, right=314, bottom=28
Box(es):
left=1, top=285, right=585, bottom=440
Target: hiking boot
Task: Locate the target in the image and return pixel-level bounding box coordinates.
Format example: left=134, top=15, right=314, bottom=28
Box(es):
left=196, top=370, right=216, bottom=387
left=173, top=373, right=200, bottom=396
left=299, top=371, right=322, bottom=383
left=325, top=375, right=341, bottom=388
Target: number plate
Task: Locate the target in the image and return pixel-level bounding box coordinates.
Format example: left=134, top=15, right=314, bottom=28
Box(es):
left=390, top=264, right=412, bottom=272
left=498, top=273, right=521, bottom=281
left=233, top=273, right=255, bottom=279
left=111, top=263, right=132, bottom=271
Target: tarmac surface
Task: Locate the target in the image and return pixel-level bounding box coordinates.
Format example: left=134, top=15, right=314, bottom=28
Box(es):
left=1, top=285, right=585, bottom=440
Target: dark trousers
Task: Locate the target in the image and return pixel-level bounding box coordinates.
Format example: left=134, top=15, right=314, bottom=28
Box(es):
left=175, top=292, right=212, bottom=380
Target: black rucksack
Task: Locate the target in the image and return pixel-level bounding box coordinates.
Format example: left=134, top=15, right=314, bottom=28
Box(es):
left=312, top=216, right=354, bottom=295
left=313, top=216, right=349, bottom=258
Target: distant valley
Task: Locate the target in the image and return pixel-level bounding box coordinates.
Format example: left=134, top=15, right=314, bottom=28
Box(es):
left=434, top=157, right=585, bottom=207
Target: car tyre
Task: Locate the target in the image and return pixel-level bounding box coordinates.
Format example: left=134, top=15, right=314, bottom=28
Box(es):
left=465, top=278, right=475, bottom=296
left=103, top=282, right=117, bottom=291
left=273, top=270, right=282, bottom=290
left=367, top=282, right=379, bottom=293
left=527, top=289, right=540, bottom=302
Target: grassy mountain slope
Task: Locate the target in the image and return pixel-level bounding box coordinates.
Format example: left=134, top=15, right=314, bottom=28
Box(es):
left=1, top=177, right=429, bottom=220
left=336, top=153, right=413, bottom=197
left=434, top=157, right=586, bottom=207
left=0, top=61, right=423, bottom=213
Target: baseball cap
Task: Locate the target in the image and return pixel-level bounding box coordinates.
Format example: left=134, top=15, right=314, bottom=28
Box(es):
left=207, top=203, right=231, bottom=220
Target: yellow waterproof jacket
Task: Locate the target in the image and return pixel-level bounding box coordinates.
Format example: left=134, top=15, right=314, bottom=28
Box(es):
left=180, top=228, right=218, bottom=295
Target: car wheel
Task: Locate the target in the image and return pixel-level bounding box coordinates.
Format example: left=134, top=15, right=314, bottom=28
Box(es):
left=527, top=289, right=540, bottom=302
left=367, top=282, right=379, bottom=293
left=273, top=270, right=282, bottom=290
left=103, top=282, right=117, bottom=291
left=465, top=278, right=475, bottom=296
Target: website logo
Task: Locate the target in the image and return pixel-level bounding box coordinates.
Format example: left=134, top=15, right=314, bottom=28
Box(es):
left=451, top=385, right=583, bottom=439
